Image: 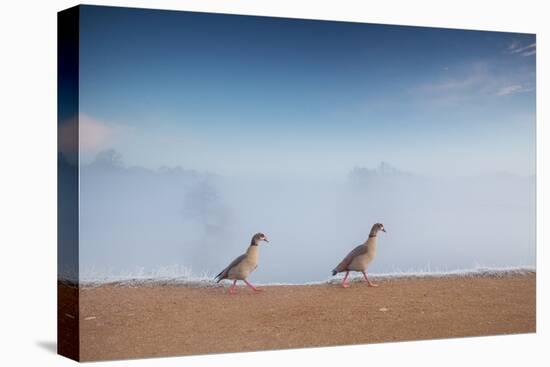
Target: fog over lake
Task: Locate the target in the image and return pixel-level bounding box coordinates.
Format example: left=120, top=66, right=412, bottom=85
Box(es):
left=77, top=150, right=535, bottom=283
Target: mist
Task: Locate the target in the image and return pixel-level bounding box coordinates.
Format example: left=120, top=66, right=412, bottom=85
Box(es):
left=78, top=151, right=535, bottom=283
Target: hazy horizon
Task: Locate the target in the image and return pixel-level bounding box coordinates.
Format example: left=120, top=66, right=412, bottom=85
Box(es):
left=73, top=149, right=535, bottom=283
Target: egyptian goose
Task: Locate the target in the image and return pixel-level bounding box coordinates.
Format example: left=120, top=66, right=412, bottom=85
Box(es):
left=332, top=223, right=386, bottom=288
left=215, top=233, right=269, bottom=294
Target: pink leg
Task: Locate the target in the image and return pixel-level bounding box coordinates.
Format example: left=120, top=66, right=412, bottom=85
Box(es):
left=362, top=271, right=378, bottom=287
left=342, top=271, right=351, bottom=288
left=243, top=279, right=262, bottom=292
left=229, top=280, right=237, bottom=294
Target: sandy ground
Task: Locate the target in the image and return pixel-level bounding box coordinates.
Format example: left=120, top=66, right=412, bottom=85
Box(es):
left=75, top=274, right=535, bottom=361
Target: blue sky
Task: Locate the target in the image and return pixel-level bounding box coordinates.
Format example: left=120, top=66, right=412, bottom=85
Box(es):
left=77, top=5, right=536, bottom=178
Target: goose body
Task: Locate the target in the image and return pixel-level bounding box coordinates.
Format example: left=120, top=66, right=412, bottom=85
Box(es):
left=215, top=233, right=269, bottom=294
left=341, top=237, right=377, bottom=272
left=224, top=245, right=260, bottom=280
left=332, top=223, right=386, bottom=288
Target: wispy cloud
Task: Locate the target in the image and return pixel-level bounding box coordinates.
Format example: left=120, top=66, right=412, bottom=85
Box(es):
left=413, top=62, right=505, bottom=104
left=496, top=85, right=523, bottom=96
left=412, top=60, right=534, bottom=104
left=508, top=41, right=521, bottom=51
left=509, top=42, right=536, bottom=56
left=415, top=62, right=489, bottom=94
left=79, top=115, right=114, bottom=151
left=59, top=114, right=129, bottom=155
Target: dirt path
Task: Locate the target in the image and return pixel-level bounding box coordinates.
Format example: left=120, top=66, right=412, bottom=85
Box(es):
left=76, top=274, right=535, bottom=361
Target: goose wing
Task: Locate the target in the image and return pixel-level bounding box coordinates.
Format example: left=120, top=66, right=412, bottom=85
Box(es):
left=215, top=254, right=247, bottom=282
left=332, top=244, right=368, bottom=274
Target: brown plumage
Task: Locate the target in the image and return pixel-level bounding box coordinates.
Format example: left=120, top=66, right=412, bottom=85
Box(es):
left=332, top=244, right=370, bottom=275
left=332, top=223, right=386, bottom=279
left=215, top=233, right=269, bottom=294
left=215, top=254, right=247, bottom=282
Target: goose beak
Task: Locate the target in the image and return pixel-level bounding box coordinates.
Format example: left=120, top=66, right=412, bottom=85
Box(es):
left=382, top=228, right=386, bottom=233
left=263, top=237, right=270, bottom=243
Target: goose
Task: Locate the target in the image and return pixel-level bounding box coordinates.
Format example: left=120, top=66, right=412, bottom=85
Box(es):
left=332, top=223, right=386, bottom=288
left=215, top=233, right=269, bottom=294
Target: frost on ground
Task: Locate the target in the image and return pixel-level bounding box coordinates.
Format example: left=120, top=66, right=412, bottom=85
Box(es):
left=74, top=265, right=535, bottom=289
left=325, top=265, right=535, bottom=285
